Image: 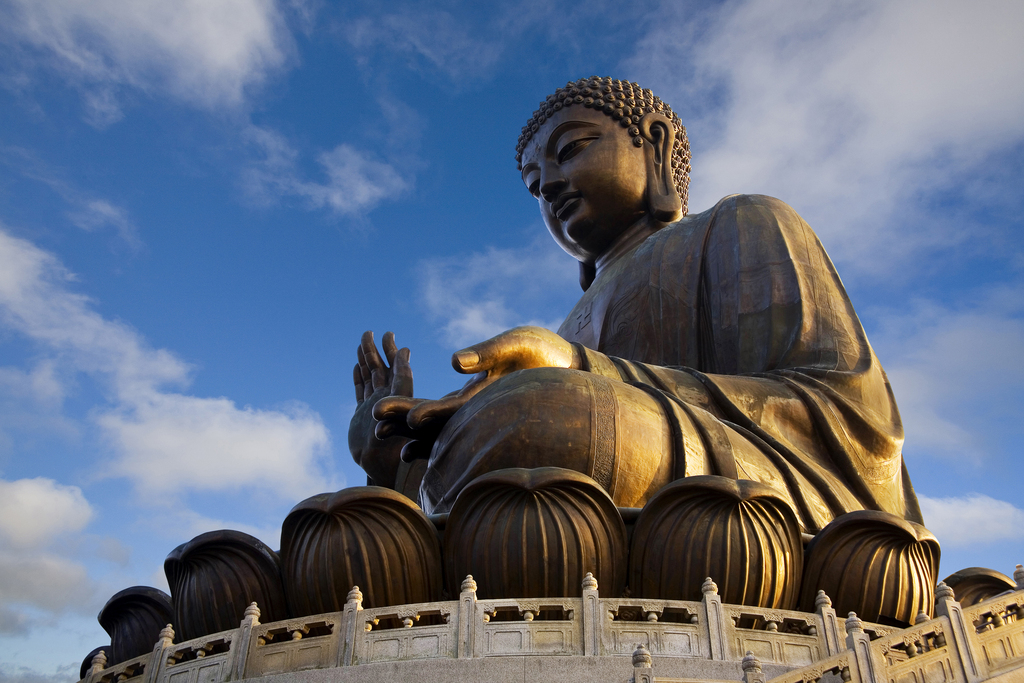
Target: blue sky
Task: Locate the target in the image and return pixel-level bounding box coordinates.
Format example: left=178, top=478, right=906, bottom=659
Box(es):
left=1, top=0, right=1022, bottom=678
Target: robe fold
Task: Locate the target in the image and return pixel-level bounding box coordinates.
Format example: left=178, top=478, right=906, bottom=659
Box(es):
left=556, top=194, right=919, bottom=532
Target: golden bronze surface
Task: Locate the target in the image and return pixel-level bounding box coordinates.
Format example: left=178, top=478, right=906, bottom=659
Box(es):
left=799, top=510, right=939, bottom=624
left=443, top=467, right=627, bottom=599
left=344, top=75, right=933, bottom=615
left=629, top=475, right=802, bottom=608
left=280, top=486, right=443, bottom=614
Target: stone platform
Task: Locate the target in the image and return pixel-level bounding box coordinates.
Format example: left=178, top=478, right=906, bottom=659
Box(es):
left=81, top=575, right=1024, bottom=683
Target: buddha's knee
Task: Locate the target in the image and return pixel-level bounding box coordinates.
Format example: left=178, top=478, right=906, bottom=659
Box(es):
left=422, top=368, right=673, bottom=513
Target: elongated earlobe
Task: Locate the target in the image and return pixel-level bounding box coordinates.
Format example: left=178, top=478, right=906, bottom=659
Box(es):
left=640, top=114, right=682, bottom=223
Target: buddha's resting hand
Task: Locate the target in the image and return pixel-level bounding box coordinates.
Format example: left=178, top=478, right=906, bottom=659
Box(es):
left=374, top=326, right=582, bottom=462
left=348, top=330, right=421, bottom=487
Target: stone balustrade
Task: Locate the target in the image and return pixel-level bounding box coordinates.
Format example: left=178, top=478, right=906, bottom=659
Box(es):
left=79, top=568, right=1024, bottom=683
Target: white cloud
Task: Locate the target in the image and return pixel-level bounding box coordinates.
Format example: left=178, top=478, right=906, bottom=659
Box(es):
left=420, top=235, right=579, bottom=348
left=919, top=493, right=1024, bottom=548
left=0, top=226, right=332, bottom=501
left=0, top=478, right=98, bottom=631
left=242, top=126, right=408, bottom=216
left=628, top=0, right=1024, bottom=270
left=0, top=479, right=92, bottom=550
left=0, top=0, right=302, bottom=121
left=868, top=289, right=1024, bottom=463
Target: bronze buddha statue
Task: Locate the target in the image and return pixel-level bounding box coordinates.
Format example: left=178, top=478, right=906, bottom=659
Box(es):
left=348, top=76, right=937, bottom=619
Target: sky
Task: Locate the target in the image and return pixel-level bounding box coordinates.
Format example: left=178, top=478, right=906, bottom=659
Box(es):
left=0, top=0, right=1022, bottom=678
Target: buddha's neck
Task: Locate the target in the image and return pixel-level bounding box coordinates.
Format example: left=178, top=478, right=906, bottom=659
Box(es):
left=594, top=215, right=666, bottom=276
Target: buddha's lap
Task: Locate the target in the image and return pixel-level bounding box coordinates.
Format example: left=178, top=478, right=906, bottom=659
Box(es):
left=420, top=367, right=676, bottom=512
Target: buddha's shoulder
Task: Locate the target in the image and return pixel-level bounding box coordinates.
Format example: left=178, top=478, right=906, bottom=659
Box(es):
left=663, top=194, right=814, bottom=243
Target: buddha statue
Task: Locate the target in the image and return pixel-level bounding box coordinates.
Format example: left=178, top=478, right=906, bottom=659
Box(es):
left=347, top=77, right=938, bottom=619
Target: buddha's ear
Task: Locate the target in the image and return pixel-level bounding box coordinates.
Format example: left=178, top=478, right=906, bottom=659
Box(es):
left=639, top=113, right=682, bottom=223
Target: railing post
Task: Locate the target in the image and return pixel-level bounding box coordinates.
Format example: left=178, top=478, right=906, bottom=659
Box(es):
left=934, top=581, right=984, bottom=683
left=844, top=613, right=884, bottom=683
left=1014, top=564, right=1024, bottom=591
left=143, top=624, right=175, bottom=683
left=457, top=575, right=477, bottom=658
left=814, top=589, right=842, bottom=656
left=338, top=586, right=363, bottom=667
left=228, top=602, right=259, bottom=681
left=741, top=651, right=766, bottom=683
left=85, top=649, right=107, bottom=683
left=582, top=572, right=600, bottom=656
left=631, top=644, right=653, bottom=683
left=700, top=577, right=727, bottom=660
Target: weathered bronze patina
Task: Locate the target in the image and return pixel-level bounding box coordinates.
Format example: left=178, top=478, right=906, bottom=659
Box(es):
left=348, top=76, right=937, bottom=617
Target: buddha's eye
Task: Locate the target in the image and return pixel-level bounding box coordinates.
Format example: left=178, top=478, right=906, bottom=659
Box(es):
left=557, top=136, right=596, bottom=164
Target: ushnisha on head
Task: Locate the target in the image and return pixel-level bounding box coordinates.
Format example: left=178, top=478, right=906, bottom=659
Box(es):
left=516, top=77, right=691, bottom=214
left=517, top=77, right=692, bottom=289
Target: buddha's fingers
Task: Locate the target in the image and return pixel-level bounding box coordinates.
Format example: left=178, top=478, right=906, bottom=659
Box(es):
left=381, top=331, right=398, bottom=367
left=372, top=395, right=426, bottom=422
left=360, top=330, right=386, bottom=372
left=391, top=348, right=413, bottom=397
left=452, top=326, right=574, bottom=374
left=400, top=439, right=432, bottom=463
left=406, top=392, right=472, bottom=430
left=353, top=364, right=365, bottom=404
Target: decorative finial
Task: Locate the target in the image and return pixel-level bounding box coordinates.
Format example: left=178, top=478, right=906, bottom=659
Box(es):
left=1014, top=564, right=1024, bottom=589
left=90, top=649, right=107, bottom=672
left=935, top=581, right=955, bottom=601
left=582, top=572, right=598, bottom=590
left=914, top=611, right=929, bottom=624
left=845, top=612, right=863, bottom=633
left=701, top=577, right=718, bottom=595
left=741, top=651, right=762, bottom=673
left=461, top=575, right=477, bottom=593
left=814, top=589, right=832, bottom=609
left=632, top=643, right=652, bottom=667
left=244, top=602, right=261, bottom=619
left=347, top=586, right=363, bottom=603
left=158, top=623, right=175, bottom=643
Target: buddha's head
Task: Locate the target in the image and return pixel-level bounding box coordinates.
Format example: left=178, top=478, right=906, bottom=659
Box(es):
left=517, top=77, right=691, bottom=288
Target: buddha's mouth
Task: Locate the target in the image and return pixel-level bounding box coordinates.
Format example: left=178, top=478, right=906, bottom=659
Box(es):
left=554, top=193, right=582, bottom=221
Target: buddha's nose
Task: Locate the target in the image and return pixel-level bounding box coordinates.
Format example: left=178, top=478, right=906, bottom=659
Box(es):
left=539, top=166, right=567, bottom=203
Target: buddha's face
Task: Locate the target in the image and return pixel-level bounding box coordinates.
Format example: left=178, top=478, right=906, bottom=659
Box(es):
left=520, top=106, right=649, bottom=264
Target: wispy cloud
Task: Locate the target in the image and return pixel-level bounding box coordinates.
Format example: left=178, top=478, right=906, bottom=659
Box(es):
left=242, top=125, right=409, bottom=217
left=918, top=493, right=1024, bottom=549
left=0, top=226, right=334, bottom=502
left=1, top=146, right=141, bottom=249
left=420, top=234, right=579, bottom=348
left=627, top=0, right=1024, bottom=271
left=0, top=0, right=305, bottom=123
left=345, top=9, right=502, bottom=81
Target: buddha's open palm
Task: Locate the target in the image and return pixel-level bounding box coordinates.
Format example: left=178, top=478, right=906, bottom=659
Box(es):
left=348, top=331, right=422, bottom=485
left=373, top=326, right=581, bottom=461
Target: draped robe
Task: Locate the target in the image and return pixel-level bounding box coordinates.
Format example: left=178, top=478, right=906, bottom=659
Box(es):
left=419, top=194, right=921, bottom=532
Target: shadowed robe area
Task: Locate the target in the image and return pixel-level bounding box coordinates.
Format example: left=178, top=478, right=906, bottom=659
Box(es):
left=421, top=194, right=919, bottom=534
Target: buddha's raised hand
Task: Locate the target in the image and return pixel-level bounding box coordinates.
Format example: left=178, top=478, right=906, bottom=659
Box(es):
left=374, top=327, right=582, bottom=463
left=348, top=330, right=423, bottom=486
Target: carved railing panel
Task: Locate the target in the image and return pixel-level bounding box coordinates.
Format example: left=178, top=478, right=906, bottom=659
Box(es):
left=601, top=598, right=703, bottom=657
left=353, top=601, right=456, bottom=664
left=160, top=632, right=234, bottom=683
left=244, top=613, right=342, bottom=677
